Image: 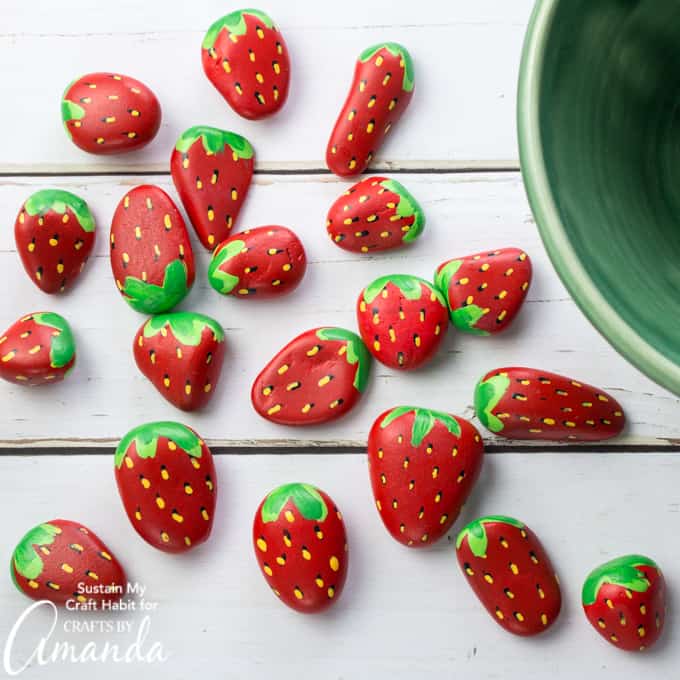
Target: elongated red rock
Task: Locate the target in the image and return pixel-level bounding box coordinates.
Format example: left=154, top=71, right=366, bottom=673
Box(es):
left=110, top=185, right=195, bottom=314
left=202, top=9, right=290, bottom=120
left=115, top=421, right=217, bottom=553
left=11, top=519, right=126, bottom=607
left=474, top=367, right=625, bottom=441
left=251, top=327, right=372, bottom=425
left=62, top=73, right=161, bottom=154
left=327, top=43, right=414, bottom=177
left=171, top=126, right=255, bottom=250
left=208, top=226, right=306, bottom=298
left=0, top=312, right=75, bottom=386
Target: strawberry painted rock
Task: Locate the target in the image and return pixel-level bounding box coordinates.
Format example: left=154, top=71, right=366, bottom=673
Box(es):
left=202, top=9, right=290, bottom=120
left=434, top=248, right=532, bottom=335
left=62, top=73, right=161, bottom=154
left=456, top=516, right=562, bottom=636
left=0, top=312, right=75, bottom=386
left=474, top=367, right=626, bottom=441
left=357, top=274, right=448, bottom=370
left=368, top=407, right=484, bottom=547
left=252, top=327, right=371, bottom=425
left=253, top=483, right=348, bottom=613
left=327, top=43, right=414, bottom=177
left=326, top=176, right=425, bottom=253
left=171, top=126, right=254, bottom=250
left=582, top=555, right=666, bottom=652
left=115, top=422, right=217, bottom=553
left=11, top=520, right=126, bottom=607
left=15, top=189, right=96, bottom=294
left=110, top=185, right=195, bottom=314
left=208, top=226, right=306, bottom=298
left=133, top=312, right=226, bottom=412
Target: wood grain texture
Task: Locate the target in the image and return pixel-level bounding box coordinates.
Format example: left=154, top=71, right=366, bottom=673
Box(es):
left=0, top=173, right=677, bottom=448
left=0, top=0, right=533, bottom=173
left=1, top=452, right=678, bottom=678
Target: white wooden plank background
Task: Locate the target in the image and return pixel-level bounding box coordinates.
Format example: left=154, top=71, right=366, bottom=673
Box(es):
left=1, top=453, right=678, bottom=679
left=1, top=0, right=678, bottom=677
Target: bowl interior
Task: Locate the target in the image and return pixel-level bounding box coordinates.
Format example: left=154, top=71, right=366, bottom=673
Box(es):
left=520, top=0, right=680, bottom=392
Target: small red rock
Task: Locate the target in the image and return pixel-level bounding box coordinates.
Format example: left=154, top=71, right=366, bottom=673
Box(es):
left=133, top=312, right=226, bottom=412
left=0, top=312, right=75, bottom=386
left=171, top=126, right=255, bottom=250
left=368, top=406, right=484, bottom=547
left=253, top=483, right=348, bottom=613
left=208, top=226, right=306, bottom=298
left=15, top=189, right=96, bottom=294
left=202, top=9, right=290, bottom=120
left=11, top=519, right=126, bottom=607
left=62, top=73, right=161, bottom=154
left=435, top=248, right=532, bottom=335
left=357, top=274, right=448, bottom=370
left=327, top=43, right=415, bottom=177
left=110, top=185, right=195, bottom=314
left=326, top=176, right=425, bottom=253
left=115, top=421, right=217, bottom=553
left=251, top=327, right=372, bottom=425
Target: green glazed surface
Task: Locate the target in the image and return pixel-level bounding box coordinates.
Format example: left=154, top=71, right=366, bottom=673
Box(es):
left=518, top=0, right=680, bottom=395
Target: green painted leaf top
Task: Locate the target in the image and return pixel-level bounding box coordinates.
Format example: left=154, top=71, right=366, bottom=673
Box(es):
left=175, top=126, right=254, bottom=160
left=456, top=515, right=525, bottom=556
left=123, top=259, right=190, bottom=314
left=261, top=483, right=328, bottom=523
left=474, top=373, right=511, bottom=433
left=12, top=523, right=60, bottom=580
left=24, top=190, right=95, bottom=233
left=363, top=274, right=444, bottom=305
left=115, top=421, right=203, bottom=469
left=142, top=312, right=225, bottom=346
left=316, top=327, right=371, bottom=392
left=359, top=42, right=414, bottom=92
left=380, top=406, right=462, bottom=446
left=582, top=555, right=658, bottom=606
left=202, top=8, right=275, bottom=49
left=379, top=179, right=425, bottom=243
left=32, top=312, right=76, bottom=368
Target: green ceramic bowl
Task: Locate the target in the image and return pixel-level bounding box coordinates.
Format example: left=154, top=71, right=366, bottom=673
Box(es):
left=518, top=0, right=680, bottom=394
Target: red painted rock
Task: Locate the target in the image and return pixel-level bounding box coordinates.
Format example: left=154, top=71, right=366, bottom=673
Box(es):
left=456, top=516, right=562, bottom=636
left=326, top=176, right=425, bottom=253
left=11, top=519, right=126, bottom=607
left=115, top=422, right=217, bottom=553
left=133, top=312, right=226, bottom=412
left=434, top=248, right=532, bottom=335
left=62, top=73, right=161, bottom=154
left=208, top=226, right=306, bottom=298
left=110, top=185, right=195, bottom=314
left=0, top=312, right=75, bottom=386
left=582, top=555, right=666, bottom=652
left=253, top=483, right=348, bottom=613
left=474, top=367, right=626, bottom=441
left=202, top=9, right=290, bottom=120
left=15, top=190, right=96, bottom=294
left=171, top=126, right=255, bottom=250
left=368, top=407, right=484, bottom=547
left=357, top=274, right=448, bottom=370
left=252, top=327, right=371, bottom=425
left=327, top=43, right=414, bottom=177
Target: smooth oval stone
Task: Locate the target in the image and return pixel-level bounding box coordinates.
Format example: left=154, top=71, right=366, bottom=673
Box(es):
left=208, top=225, right=306, bottom=298
left=171, top=126, right=255, bottom=250
left=356, top=274, right=448, bottom=370
left=456, top=516, right=562, bottom=636
left=326, top=176, right=425, bottom=253
left=434, top=248, right=532, bottom=335
left=0, top=312, right=75, bottom=386
left=62, top=72, right=161, bottom=154
left=253, top=483, right=348, bottom=613
left=202, top=9, right=291, bottom=120
left=474, top=367, right=626, bottom=441
left=109, top=185, right=195, bottom=314
left=582, top=554, right=666, bottom=652
left=133, top=312, right=226, bottom=412
left=15, top=189, right=96, bottom=294
left=326, top=43, right=414, bottom=177
left=368, top=406, right=484, bottom=547
left=115, top=422, right=217, bottom=553
left=251, top=327, right=372, bottom=425
left=10, top=519, right=126, bottom=607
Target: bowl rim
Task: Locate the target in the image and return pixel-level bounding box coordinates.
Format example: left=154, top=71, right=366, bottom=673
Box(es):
left=517, top=0, right=680, bottom=395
